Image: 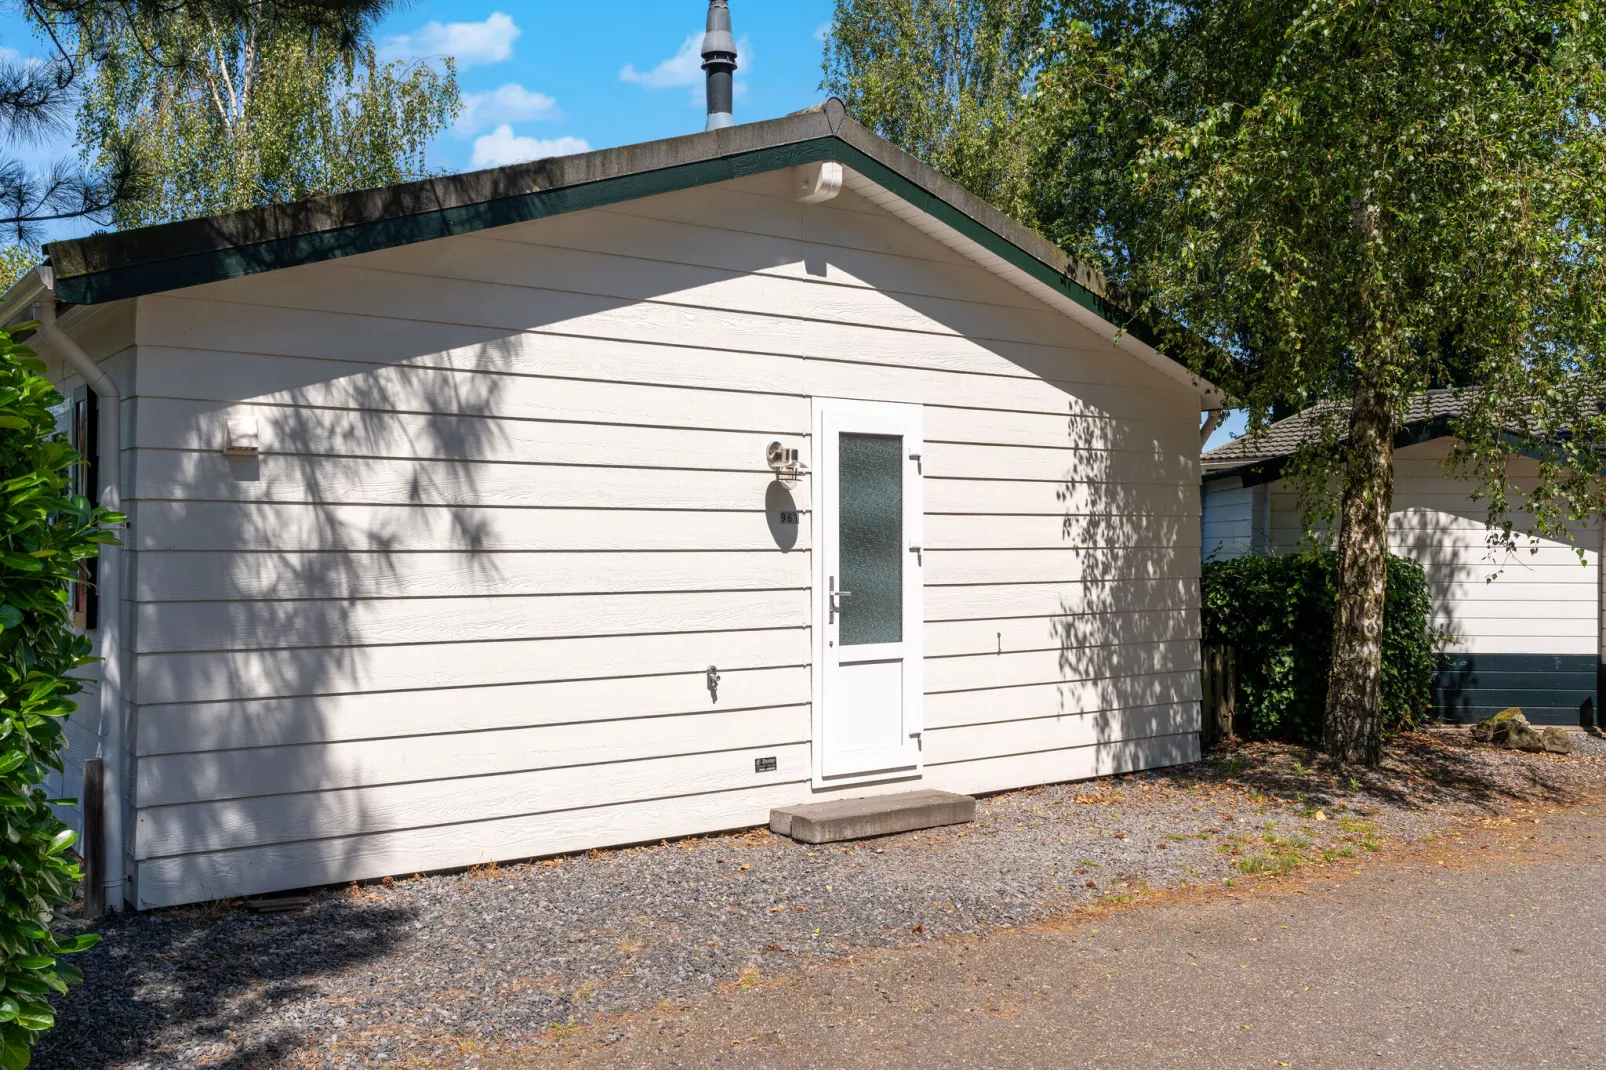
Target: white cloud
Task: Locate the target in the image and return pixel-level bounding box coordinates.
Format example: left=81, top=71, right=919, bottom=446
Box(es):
left=456, top=83, right=559, bottom=135
left=471, top=126, right=591, bottom=169
left=0, top=45, right=53, bottom=71
left=815, top=22, right=833, bottom=44
left=619, top=33, right=705, bottom=89
left=379, top=12, right=522, bottom=67
left=621, top=31, right=755, bottom=112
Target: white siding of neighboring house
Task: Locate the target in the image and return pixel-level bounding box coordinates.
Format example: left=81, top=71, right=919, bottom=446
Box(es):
left=1201, top=476, right=1252, bottom=559
left=1203, top=437, right=1599, bottom=722
left=1387, top=439, right=1596, bottom=658
left=70, top=169, right=1203, bottom=908
left=1211, top=439, right=1597, bottom=655
left=1201, top=476, right=1276, bottom=559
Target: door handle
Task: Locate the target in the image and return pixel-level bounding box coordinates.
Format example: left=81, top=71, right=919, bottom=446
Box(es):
left=828, top=577, right=852, bottom=624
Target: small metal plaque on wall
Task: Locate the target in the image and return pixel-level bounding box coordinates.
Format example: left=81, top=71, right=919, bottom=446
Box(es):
left=754, top=756, right=778, bottom=773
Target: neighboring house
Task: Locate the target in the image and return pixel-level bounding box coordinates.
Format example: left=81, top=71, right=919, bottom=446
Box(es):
left=1201, top=392, right=1603, bottom=728
left=2, top=99, right=1221, bottom=911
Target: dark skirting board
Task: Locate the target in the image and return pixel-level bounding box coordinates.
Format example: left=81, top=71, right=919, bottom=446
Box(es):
left=1433, top=653, right=1597, bottom=727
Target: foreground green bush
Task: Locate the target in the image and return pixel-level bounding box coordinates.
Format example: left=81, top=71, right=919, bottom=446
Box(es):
left=1201, top=552, right=1435, bottom=743
left=0, top=328, right=121, bottom=1066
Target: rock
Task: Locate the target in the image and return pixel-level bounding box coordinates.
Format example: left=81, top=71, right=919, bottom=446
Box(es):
left=1479, top=713, right=1545, bottom=750
left=1481, top=710, right=1532, bottom=747
left=1508, top=723, right=1547, bottom=752
left=1541, top=726, right=1572, bottom=755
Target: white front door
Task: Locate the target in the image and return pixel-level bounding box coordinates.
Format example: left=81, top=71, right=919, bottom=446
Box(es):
left=812, top=398, right=924, bottom=786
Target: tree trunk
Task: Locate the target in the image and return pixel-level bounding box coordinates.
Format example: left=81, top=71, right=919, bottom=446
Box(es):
left=1324, top=367, right=1396, bottom=765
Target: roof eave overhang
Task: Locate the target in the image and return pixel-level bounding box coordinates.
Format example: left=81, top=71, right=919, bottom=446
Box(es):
left=1201, top=414, right=1464, bottom=487
left=45, top=99, right=1220, bottom=402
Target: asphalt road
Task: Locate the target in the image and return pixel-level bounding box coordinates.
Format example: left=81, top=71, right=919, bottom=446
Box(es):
left=521, top=806, right=1606, bottom=1069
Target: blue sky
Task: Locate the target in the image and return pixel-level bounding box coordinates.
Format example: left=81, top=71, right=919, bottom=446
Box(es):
left=0, top=2, right=837, bottom=241
left=1205, top=410, right=1248, bottom=452
left=376, top=3, right=838, bottom=171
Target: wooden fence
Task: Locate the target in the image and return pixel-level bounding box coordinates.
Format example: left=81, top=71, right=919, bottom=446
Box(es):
left=1201, top=644, right=1237, bottom=748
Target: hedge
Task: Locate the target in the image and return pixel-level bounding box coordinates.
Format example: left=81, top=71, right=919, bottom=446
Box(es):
left=0, top=328, right=121, bottom=1066
left=1201, top=551, right=1436, bottom=743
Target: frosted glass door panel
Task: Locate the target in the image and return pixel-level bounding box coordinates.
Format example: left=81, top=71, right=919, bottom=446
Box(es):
left=813, top=398, right=925, bottom=786
left=838, top=433, right=903, bottom=646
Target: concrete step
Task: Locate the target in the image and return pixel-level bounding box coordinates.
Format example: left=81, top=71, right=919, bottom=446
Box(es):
left=770, top=789, right=977, bottom=844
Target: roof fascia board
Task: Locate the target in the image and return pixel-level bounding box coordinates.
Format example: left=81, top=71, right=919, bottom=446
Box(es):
left=49, top=108, right=836, bottom=280
left=1201, top=460, right=1286, bottom=488
left=45, top=102, right=1216, bottom=397
left=51, top=138, right=842, bottom=306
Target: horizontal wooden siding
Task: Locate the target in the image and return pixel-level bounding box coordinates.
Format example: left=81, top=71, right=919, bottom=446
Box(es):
left=127, top=170, right=1203, bottom=907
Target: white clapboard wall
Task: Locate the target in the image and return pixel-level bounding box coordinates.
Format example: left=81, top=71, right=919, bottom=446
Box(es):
left=1203, top=439, right=1598, bottom=656
left=1387, top=439, right=1597, bottom=657
left=96, top=169, right=1204, bottom=908
left=1201, top=477, right=1254, bottom=559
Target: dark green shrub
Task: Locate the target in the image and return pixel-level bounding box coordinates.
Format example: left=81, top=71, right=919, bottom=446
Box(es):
left=0, top=328, right=121, bottom=1066
left=1201, top=551, right=1435, bottom=743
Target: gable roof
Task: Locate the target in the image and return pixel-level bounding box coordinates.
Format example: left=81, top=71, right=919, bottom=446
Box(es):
left=35, top=99, right=1218, bottom=402
left=1203, top=390, right=1472, bottom=485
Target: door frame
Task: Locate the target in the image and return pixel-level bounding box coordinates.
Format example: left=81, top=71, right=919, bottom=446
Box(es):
left=810, top=396, right=925, bottom=790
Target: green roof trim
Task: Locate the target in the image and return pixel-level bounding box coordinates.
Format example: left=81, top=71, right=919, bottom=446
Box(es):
left=43, top=99, right=1157, bottom=354
left=52, top=140, right=837, bottom=305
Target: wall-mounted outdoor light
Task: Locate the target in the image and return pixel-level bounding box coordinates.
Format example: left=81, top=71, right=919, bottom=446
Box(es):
left=794, top=161, right=844, bottom=204
left=766, top=440, right=808, bottom=484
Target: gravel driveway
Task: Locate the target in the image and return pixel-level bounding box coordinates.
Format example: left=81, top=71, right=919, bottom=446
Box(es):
left=34, top=731, right=1606, bottom=1069
left=548, top=802, right=1606, bottom=1069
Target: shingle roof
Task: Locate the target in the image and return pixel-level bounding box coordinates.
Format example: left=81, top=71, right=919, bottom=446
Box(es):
left=1202, top=390, right=1473, bottom=471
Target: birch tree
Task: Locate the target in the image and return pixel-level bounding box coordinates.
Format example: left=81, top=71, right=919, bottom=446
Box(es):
left=822, top=0, right=1048, bottom=213
left=829, top=0, right=1606, bottom=764
left=0, top=0, right=398, bottom=244
left=1028, top=1, right=1606, bottom=763
left=69, top=1, right=458, bottom=227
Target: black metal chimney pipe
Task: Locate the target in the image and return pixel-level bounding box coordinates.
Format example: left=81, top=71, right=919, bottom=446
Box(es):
left=702, top=0, right=737, bottom=130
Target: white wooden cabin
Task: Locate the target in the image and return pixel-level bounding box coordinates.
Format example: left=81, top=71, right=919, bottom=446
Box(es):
left=6, top=101, right=1220, bottom=909
left=1202, top=395, right=1603, bottom=727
